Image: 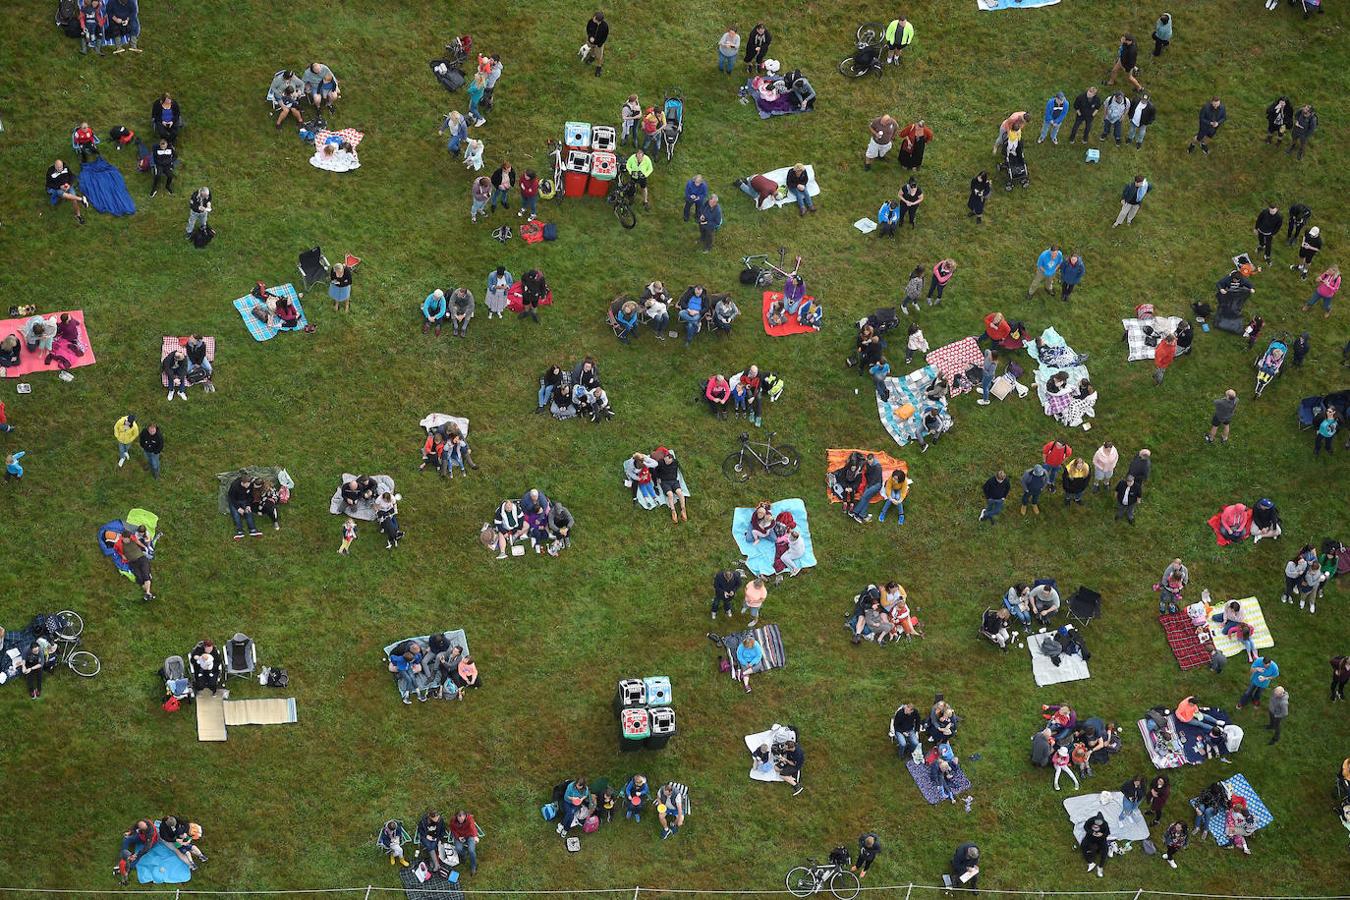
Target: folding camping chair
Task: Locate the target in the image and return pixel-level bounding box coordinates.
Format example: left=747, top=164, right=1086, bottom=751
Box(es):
left=224, top=633, right=257, bottom=680
left=1067, top=587, right=1103, bottom=626
left=376, top=820, right=411, bottom=861
left=297, top=246, right=330, bottom=290
left=266, top=69, right=289, bottom=113
left=70, top=126, right=100, bottom=154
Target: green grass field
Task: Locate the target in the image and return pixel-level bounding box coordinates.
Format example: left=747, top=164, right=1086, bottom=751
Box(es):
left=1, top=0, right=1348, bottom=894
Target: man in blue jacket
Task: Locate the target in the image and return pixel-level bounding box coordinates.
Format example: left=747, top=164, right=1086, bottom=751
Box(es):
left=1059, top=253, right=1085, bottom=301
left=1038, top=92, right=1068, bottom=145
left=1028, top=244, right=1063, bottom=298
left=682, top=174, right=707, bottom=222
left=696, top=194, right=721, bottom=252
left=1114, top=175, right=1150, bottom=228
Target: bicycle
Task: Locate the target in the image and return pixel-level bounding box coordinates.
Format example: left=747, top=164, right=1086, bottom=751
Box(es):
left=722, top=432, right=799, bottom=483
left=785, top=858, right=861, bottom=900
left=741, top=246, right=802, bottom=288
left=51, top=609, right=101, bottom=677
left=538, top=139, right=565, bottom=202
left=607, top=169, right=638, bottom=229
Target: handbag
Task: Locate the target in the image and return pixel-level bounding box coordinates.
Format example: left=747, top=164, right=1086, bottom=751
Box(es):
left=162, top=695, right=181, bottom=712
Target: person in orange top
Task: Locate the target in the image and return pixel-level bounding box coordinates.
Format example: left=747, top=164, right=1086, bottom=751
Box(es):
left=1174, top=695, right=1223, bottom=729
left=897, top=120, right=934, bottom=170
left=1153, top=333, right=1177, bottom=385
left=980, top=312, right=1010, bottom=347
left=1041, top=440, right=1073, bottom=493
left=73, top=122, right=98, bottom=162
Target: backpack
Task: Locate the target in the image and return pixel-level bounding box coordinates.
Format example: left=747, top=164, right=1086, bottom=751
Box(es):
left=828, top=846, right=851, bottom=867
left=266, top=667, right=289, bottom=688
left=191, top=225, right=215, bottom=248
left=543, top=223, right=558, bottom=241
left=739, top=267, right=762, bottom=285
left=765, top=372, right=785, bottom=402
left=540, top=802, right=559, bottom=821
left=520, top=220, right=544, bottom=244
left=56, top=0, right=80, bottom=36
left=582, top=815, right=599, bottom=834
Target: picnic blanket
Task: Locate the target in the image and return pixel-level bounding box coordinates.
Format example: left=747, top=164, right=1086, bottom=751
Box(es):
left=329, top=474, right=396, bottom=521
left=161, top=336, right=214, bottom=388
left=506, top=281, right=554, bottom=313
left=720, top=624, right=786, bottom=678
left=731, top=499, right=816, bottom=576
left=1159, top=612, right=1212, bottom=670
left=223, top=698, right=298, bottom=726
left=1028, top=633, right=1090, bottom=686
left=1208, top=597, right=1273, bottom=656
left=1027, top=327, right=1095, bottom=425
left=135, top=839, right=192, bottom=884
left=1190, top=774, right=1273, bottom=846
left=927, top=337, right=983, bottom=396
left=1207, top=505, right=1254, bottom=546
left=77, top=156, right=136, bottom=216
left=382, top=630, right=469, bottom=699
left=0, top=310, right=97, bottom=377
left=233, top=284, right=306, bottom=341
left=309, top=129, right=364, bottom=172
left=1122, top=316, right=1185, bottom=362
left=753, top=165, right=822, bottom=210
left=762, top=290, right=818, bottom=336
left=196, top=690, right=228, bottom=742
left=1064, top=792, right=1150, bottom=844
left=419, top=413, right=470, bottom=437
left=906, top=758, right=973, bottom=804
left=630, top=467, right=691, bottom=511
left=877, top=365, right=952, bottom=448
left=742, top=79, right=811, bottom=119
left=1177, top=709, right=1234, bottom=763
left=825, top=449, right=907, bottom=504
left=978, top=0, right=1060, bottom=9
left=398, top=859, right=464, bottom=900
left=1138, top=717, right=1186, bottom=769
left=744, top=723, right=796, bottom=781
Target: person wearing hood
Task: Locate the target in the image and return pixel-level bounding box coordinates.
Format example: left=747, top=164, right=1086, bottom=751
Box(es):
left=1100, top=91, right=1129, bottom=145
left=1254, top=203, right=1283, bottom=263
left=1059, top=253, right=1085, bottom=301
left=1151, top=13, right=1172, bottom=56
left=1127, top=92, right=1156, bottom=147
left=1292, top=225, right=1322, bottom=278
left=1188, top=97, right=1227, bottom=155
left=1289, top=103, right=1317, bottom=160
left=1038, top=92, right=1068, bottom=144
left=1080, top=811, right=1112, bottom=877
left=1266, top=96, right=1292, bottom=144
left=1020, top=464, right=1048, bottom=515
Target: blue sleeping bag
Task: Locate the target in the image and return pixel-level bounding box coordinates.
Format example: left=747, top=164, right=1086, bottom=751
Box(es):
left=78, top=157, right=137, bottom=216
left=97, top=520, right=131, bottom=575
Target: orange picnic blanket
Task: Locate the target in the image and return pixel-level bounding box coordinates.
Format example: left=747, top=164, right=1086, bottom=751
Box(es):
left=825, top=448, right=908, bottom=504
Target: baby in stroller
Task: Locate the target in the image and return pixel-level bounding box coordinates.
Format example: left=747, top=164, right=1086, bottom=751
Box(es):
left=1254, top=335, right=1289, bottom=397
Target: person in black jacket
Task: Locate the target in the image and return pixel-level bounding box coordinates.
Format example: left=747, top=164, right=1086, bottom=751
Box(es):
left=46, top=159, right=89, bottom=225
left=1068, top=87, right=1102, bottom=144
left=1126, top=93, right=1155, bottom=148
left=161, top=349, right=188, bottom=400
left=1119, top=773, right=1147, bottom=821
left=228, top=475, right=261, bottom=538
left=583, top=11, right=608, bottom=76
left=853, top=833, right=882, bottom=880
left=849, top=453, right=885, bottom=523
left=537, top=364, right=563, bottom=412
left=948, top=843, right=980, bottom=890
left=148, top=139, right=176, bottom=198
left=744, top=23, right=771, bottom=73
left=519, top=268, right=547, bottom=321
left=1187, top=97, right=1227, bottom=155
left=652, top=447, right=686, bottom=523
left=1286, top=203, right=1312, bottom=245
left=1106, top=33, right=1142, bottom=90
left=1254, top=203, right=1283, bottom=263
left=138, top=423, right=164, bottom=478
left=979, top=470, right=1010, bottom=524
left=1080, top=812, right=1111, bottom=877
left=1288, top=103, right=1316, bottom=160
left=712, top=568, right=744, bottom=620
left=1114, top=474, right=1142, bottom=524
left=1265, top=96, right=1292, bottom=144
left=152, top=94, right=183, bottom=145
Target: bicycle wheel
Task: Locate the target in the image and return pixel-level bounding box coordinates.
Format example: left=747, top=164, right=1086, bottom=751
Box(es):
left=722, top=450, right=752, bottom=483
left=857, top=22, right=884, bottom=44
left=785, top=867, right=817, bottom=899
left=615, top=203, right=637, bottom=230
left=837, top=56, right=871, bottom=79
left=67, top=650, right=101, bottom=678
left=54, top=610, right=84, bottom=641
left=829, top=870, right=861, bottom=900
left=768, top=445, right=800, bottom=476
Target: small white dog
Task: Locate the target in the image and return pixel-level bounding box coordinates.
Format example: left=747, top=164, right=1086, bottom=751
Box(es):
left=463, top=138, right=484, bottom=171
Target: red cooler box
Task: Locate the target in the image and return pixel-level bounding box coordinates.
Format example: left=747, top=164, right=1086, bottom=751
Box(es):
left=588, top=151, right=617, bottom=197
left=564, top=149, right=591, bottom=198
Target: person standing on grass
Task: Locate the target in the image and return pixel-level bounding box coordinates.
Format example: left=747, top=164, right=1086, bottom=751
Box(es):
left=489, top=161, right=514, bottom=214
left=0, top=401, right=12, bottom=433
left=1028, top=245, right=1063, bottom=298
left=1092, top=441, right=1118, bottom=492
left=114, top=414, right=140, bottom=469
left=1038, top=92, right=1068, bottom=144
left=1238, top=655, right=1279, bottom=709
left=682, top=174, right=707, bottom=222
left=149, top=139, right=176, bottom=198
left=897, top=120, right=934, bottom=170
left=1100, top=91, right=1129, bottom=146
left=620, top=94, right=641, bottom=148
left=712, top=568, right=744, bottom=621
left=1303, top=266, right=1340, bottom=318
left=185, top=187, right=211, bottom=238
left=138, top=424, right=163, bottom=479
left=852, top=833, right=883, bottom=880
left=864, top=114, right=898, bottom=170
left=898, top=177, right=924, bottom=226
left=1041, top=440, right=1072, bottom=492
left=1254, top=202, right=1282, bottom=263
left=928, top=259, right=955, bottom=305
left=1188, top=97, right=1227, bottom=155
left=1106, top=33, right=1142, bottom=90
left=717, top=28, right=740, bottom=74
left=517, top=170, right=539, bottom=220
left=744, top=23, right=771, bottom=73
left=967, top=171, right=992, bottom=223
left=977, top=349, right=997, bottom=406
left=1266, top=96, right=1292, bottom=145
left=1120, top=774, right=1147, bottom=821
left=1161, top=820, right=1188, bottom=868
left=1059, top=253, right=1084, bottom=301
left=1286, top=202, right=1312, bottom=246
left=583, top=11, right=608, bottom=76
left=1289, top=103, right=1317, bottom=160
left=329, top=262, right=352, bottom=313
left=1266, top=686, right=1289, bottom=744
left=1314, top=408, right=1338, bottom=456
left=1153, top=333, right=1176, bottom=385
left=978, top=470, right=1010, bottom=524
left=1019, top=464, right=1049, bottom=515
left=884, top=16, right=914, bottom=66
left=1127, top=92, right=1156, bottom=147
left=1151, top=13, right=1173, bottom=56
left=1114, top=473, right=1142, bottom=523
left=1069, top=87, right=1102, bottom=144
left=1292, top=226, right=1322, bottom=279
left=1330, top=657, right=1350, bottom=702
left=1114, top=175, right=1149, bottom=228
left=1205, top=390, right=1239, bottom=444
left=697, top=194, right=721, bottom=252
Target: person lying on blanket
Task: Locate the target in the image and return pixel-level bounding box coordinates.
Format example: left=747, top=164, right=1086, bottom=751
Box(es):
left=850, top=590, right=892, bottom=644
left=1033, top=337, right=1089, bottom=369
left=1174, top=695, right=1224, bottom=729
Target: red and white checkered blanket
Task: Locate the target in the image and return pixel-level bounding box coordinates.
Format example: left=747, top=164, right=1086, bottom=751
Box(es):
left=925, top=336, right=982, bottom=396
left=315, top=128, right=364, bottom=148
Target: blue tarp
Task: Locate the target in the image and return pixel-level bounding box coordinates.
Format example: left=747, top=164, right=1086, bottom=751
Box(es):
left=77, top=157, right=136, bottom=216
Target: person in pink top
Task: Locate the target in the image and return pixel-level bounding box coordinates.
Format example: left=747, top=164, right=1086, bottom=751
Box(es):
left=1091, top=441, right=1118, bottom=493
left=741, top=577, right=767, bottom=625
left=705, top=374, right=731, bottom=417
left=1303, top=266, right=1340, bottom=318
left=927, top=259, right=956, bottom=306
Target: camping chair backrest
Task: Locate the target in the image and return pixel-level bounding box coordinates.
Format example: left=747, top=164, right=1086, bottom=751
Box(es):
left=267, top=69, right=287, bottom=105
left=299, top=246, right=326, bottom=274
left=664, top=98, right=683, bottom=126
left=226, top=633, right=255, bottom=674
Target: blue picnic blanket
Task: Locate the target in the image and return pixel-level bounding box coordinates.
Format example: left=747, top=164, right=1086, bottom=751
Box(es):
left=1175, top=709, right=1232, bottom=764
left=1190, top=774, right=1272, bottom=847
left=232, top=284, right=306, bottom=341
left=136, top=839, right=192, bottom=884
left=731, top=498, right=816, bottom=577
left=77, top=157, right=136, bottom=216
left=876, top=364, right=951, bottom=448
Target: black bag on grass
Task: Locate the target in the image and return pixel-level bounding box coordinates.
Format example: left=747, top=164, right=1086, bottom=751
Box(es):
left=190, top=225, right=215, bottom=248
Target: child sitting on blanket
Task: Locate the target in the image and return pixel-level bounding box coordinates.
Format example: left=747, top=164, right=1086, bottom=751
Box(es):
left=630, top=452, right=658, bottom=501
left=767, top=298, right=789, bottom=327
left=797, top=298, right=822, bottom=330
left=752, top=743, right=774, bottom=775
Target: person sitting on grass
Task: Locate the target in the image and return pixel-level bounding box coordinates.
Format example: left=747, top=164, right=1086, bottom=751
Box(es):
left=46, top=159, right=90, bottom=225
left=928, top=699, right=958, bottom=743
left=775, top=739, right=805, bottom=796
left=981, top=607, right=1012, bottom=649
left=228, top=474, right=262, bottom=539
left=705, top=374, right=731, bottom=417
left=851, top=591, right=892, bottom=645
left=492, top=499, right=525, bottom=558
left=422, top=289, right=447, bottom=335
left=655, top=782, right=688, bottom=838
left=556, top=778, right=591, bottom=835
left=1004, top=583, right=1033, bottom=628
left=420, top=432, right=447, bottom=474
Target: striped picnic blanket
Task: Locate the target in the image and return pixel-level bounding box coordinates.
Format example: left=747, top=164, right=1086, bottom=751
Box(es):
left=722, top=624, right=786, bottom=676
left=926, top=336, right=982, bottom=396
left=1138, top=717, right=1186, bottom=769
left=1159, top=612, right=1211, bottom=670
left=1208, top=597, right=1274, bottom=657
left=877, top=365, right=951, bottom=448
left=232, top=284, right=306, bottom=341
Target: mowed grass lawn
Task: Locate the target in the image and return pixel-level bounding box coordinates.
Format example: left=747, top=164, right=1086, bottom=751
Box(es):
left=1, top=0, right=1348, bottom=894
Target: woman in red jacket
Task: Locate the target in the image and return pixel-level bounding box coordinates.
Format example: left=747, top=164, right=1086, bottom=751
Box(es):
left=979, top=311, right=1010, bottom=347
left=1041, top=440, right=1073, bottom=493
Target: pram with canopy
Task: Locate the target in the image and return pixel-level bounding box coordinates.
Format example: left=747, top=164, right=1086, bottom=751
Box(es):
left=662, top=91, right=684, bottom=162
left=1254, top=332, right=1290, bottom=398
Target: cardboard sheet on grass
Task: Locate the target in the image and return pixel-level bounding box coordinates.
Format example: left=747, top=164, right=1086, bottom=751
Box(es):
left=1123, top=316, right=1188, bottom=362
left=1208, top=597, right=1273, bottom=657
left=906, top=758, right=973, bottom=804
left=1158, top=612, right=1213, bottom=671
left=876, top=365, right=951, bottom=449
left=1064, top=792, right=1150, bottom=844
left=329, top=474, right=396, bottom=521
left=196, top=690, right=298, bottom=742
left=215, top=467, right=291, bottom=515
left=1028, top=633, right=1090, bottom=686
left=1027, top=327, right=1097, bottom=427
left=233, top=284, right=307, bottom=341
left=744, top=723, right=796, bottom=782
left=731, top=498, right=816, bottom=576
left=1189, top=774, right=1273, bottom=846
left=762, top=290, right=818, bottom=336
left=0, top=310, right=97, bottom=378
left=825, top=449, right=907, bottom=504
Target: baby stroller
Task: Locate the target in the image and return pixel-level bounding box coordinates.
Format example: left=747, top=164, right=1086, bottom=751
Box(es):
left=662, top=91, right=684, bottom=162
left=444, top=35, right=472, bottom=66
left=1254, top=332, right=1290, bottom=398
left=838, top=35, right=884, bottom=78
left=1001, top=148, right=1029, bottom=192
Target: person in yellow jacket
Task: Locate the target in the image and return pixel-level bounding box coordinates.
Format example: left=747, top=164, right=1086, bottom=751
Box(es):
left=884, top=17, right=914, bottom=66
left=625, top=149, right=653, bottom=210
left=114, top=413, right=140, bottom=468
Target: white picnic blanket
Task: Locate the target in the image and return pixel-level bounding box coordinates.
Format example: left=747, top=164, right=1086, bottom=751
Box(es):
left=745, top=724, right=796, bottom=782
left=419, top=413, right=470, bottom=437
left=754, top=165, right=821, bottom=211
left=1064, top=792, right=1151, bottom=844
left=1122, top=316, right=1184, bottom=362
left=1028, top=633, right=1090, bottom=686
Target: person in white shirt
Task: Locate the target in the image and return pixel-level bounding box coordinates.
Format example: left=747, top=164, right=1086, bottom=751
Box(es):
left=718, top=29, right=741, bottom=74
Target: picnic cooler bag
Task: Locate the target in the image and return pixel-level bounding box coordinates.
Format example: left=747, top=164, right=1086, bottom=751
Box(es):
left=645, top=707, right=676, bottom=749
left=564, top=150, right=591, bottom=198
left=613, top=678, right=646, bottom=716
left=620, top=707, right=650, bottom=751
left=590, top=125, right=616, bottom=152
left=588, top=151, right=617, bottom=197
left=564, top=121, right=592, bottom=149
left=643, top=675, right=672, bottom=706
